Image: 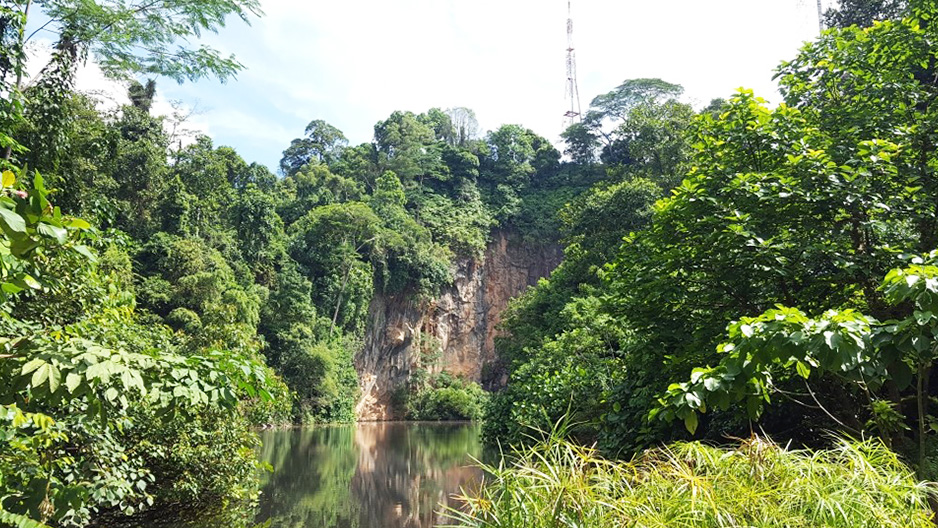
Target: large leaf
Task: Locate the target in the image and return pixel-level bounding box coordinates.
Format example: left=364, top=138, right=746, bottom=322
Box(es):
left=37, top=222, right=67, bottom=244
left=0, top=207, right=27, bottom=238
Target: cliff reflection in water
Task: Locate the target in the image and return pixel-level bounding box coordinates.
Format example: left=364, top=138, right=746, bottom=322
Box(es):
left=255, top=423, right=483, bottom=528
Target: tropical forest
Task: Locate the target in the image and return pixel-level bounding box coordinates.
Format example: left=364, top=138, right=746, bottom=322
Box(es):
left=2, top=0, right=938, bottom=527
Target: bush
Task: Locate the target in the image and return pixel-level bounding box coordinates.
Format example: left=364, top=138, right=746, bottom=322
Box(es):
left=406, top=375, right=487, bottom=421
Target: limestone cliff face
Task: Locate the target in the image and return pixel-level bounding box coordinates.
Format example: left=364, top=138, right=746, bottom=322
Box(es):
left=355, top=230, right=562, bottom=420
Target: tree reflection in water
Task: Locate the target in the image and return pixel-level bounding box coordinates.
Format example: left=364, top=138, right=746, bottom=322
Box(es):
left=255, top=423, right=482, bottom=528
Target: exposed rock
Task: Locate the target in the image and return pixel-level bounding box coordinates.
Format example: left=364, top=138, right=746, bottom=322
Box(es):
left=355, top=229, right=562, bottom=420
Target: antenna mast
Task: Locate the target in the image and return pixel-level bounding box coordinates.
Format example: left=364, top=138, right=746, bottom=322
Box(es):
left=816, top=0, right=825, bottom=33
left=563, top=0, right=582, bottom=129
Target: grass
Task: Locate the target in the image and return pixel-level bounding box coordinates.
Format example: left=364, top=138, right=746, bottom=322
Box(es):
left=447, top=433, right=936, bottom=528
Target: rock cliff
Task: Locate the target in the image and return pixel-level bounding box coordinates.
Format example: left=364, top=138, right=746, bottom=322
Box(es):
left=355, top=230, right=562, bottom=420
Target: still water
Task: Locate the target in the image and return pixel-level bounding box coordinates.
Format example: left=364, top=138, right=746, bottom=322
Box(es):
left=254, top=423, right=483, bottom=528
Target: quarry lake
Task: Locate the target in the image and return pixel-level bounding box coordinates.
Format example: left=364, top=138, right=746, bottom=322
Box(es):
left=254, top=422, right=484, bottom=528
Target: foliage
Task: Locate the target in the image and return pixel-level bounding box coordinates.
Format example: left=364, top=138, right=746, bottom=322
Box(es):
left=490, top=0, right=938, bottom=456
left=824, top=0, right=907, bottom=28
left=656, top=252, right=938, bottom=475
left=0, top=300, right=282, bottom=525
left=405, top=374, right=487, bottom=421
left=485, top=171, right=666, bottom=450
left=14, top=0, right=262, bottom=83
left=0, top=168, right=93, bottom=300
left=484, top=291, right=631, bottom=448
left=564, top=78, right=692, bottom=176
left=0, top=149, right=284, bottom=526
left=118, top=408, right=262, bottom=524
left=279, top=119, right=348, bottom=176
left=600, top=0, right=938, bottom=453
left=450, top=434, right=936, bottom=528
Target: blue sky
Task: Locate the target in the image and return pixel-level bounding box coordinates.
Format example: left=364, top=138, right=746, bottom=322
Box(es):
left=67, top=0, right=825, bottom=172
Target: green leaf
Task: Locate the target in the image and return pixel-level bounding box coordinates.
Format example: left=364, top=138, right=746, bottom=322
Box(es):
left=21, top=275, right=40, bottom=290
left=37, top=222, right=67, bottom=244
left=65, top=218, right=91, bottom=230
left=0, top=207, right=27, bottom=238
left=72, top=245, right=96, bottom=261
left=890, top=361, right=914, bottom=391
left=795, top=361, right=811, bottom=379
left=32, top=171, right=45, bottom=194
left=684, top=412, right=699, bottom=434
left=0, top=508, right=52, bottom=528
left=47, top=364, right=61, bottom=392
left=746, top=397, right=761, bottom=419
left=21, top=358, right=45, bottom=375
left=31, top=364, right=50, bottom=388
left=65, top=373, right=82, bottom=394
left=0, top=282, right=22, bottom=295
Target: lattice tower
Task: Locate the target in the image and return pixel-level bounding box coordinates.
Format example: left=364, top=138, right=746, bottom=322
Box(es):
left=563, top=0, right=582, bottom=129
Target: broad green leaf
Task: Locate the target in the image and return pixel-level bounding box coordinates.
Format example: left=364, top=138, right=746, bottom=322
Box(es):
left=795, top=361, right=810, bottom=379
left=890, top=362, right=913, bottom=391
left=21, top=358, right=45, bottom=375
left=65, top=373, right=82, bottom=394
left=72, top=245, right=96, bottom=261
left=47, top=364, right=61, bottom=392
left=684, top=412, right=699, bottom=434
left=65, top=218, right=91, bottom=230
left=1, top=282, right=23, bottom=294
left=37, top=222, right=67, bottom=244
left=0, top=207, right=26, bottom=237
left=31, top=364, right=50, bottom=388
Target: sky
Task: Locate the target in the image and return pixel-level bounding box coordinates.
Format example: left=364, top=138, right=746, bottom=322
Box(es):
left=63, top=0, right=826, bottom=172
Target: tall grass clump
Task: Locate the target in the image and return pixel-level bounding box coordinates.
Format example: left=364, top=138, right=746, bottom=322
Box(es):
left=448, top=434, right=936, bottom=528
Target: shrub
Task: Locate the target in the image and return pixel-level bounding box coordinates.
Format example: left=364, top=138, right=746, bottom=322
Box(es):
left=406, top=375, right=486, bottom=421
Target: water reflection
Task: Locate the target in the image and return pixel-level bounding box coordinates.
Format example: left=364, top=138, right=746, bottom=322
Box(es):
left=255, top=423, right=482, bottom=528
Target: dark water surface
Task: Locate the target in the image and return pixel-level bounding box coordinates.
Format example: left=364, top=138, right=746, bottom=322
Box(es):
left=254, top=423, right=483, bottom=528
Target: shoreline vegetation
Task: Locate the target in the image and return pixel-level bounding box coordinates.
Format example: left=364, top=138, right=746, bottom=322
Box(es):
left=449, top=431, right=937, bottom=528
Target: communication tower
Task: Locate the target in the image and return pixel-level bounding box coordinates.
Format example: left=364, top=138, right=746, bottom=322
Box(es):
left=816, top=0, right=825, bottom=32
left=563, top=0, right=582, bottom=129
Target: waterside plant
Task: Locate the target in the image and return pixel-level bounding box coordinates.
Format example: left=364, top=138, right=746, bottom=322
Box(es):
left=449, top=434, right=936, bottom=528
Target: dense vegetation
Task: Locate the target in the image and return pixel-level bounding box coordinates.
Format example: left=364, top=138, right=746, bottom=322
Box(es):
left=0, top=0, right=602, bottom=524
left=485, top=0, right=938, bottom=486
left=4, top=0, right=938, bottom=525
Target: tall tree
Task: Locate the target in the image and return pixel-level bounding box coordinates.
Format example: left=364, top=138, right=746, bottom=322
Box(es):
left=445, top=107, right=480, bottom=147
left=128, top=79, right=157, bottom=112
left=824, top=0, right=907, bottom=28
left=279, top=119, right=348, bottom=176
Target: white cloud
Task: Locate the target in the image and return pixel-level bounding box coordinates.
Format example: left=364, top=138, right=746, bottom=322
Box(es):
left=59, top=0, right=828, bottom=168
